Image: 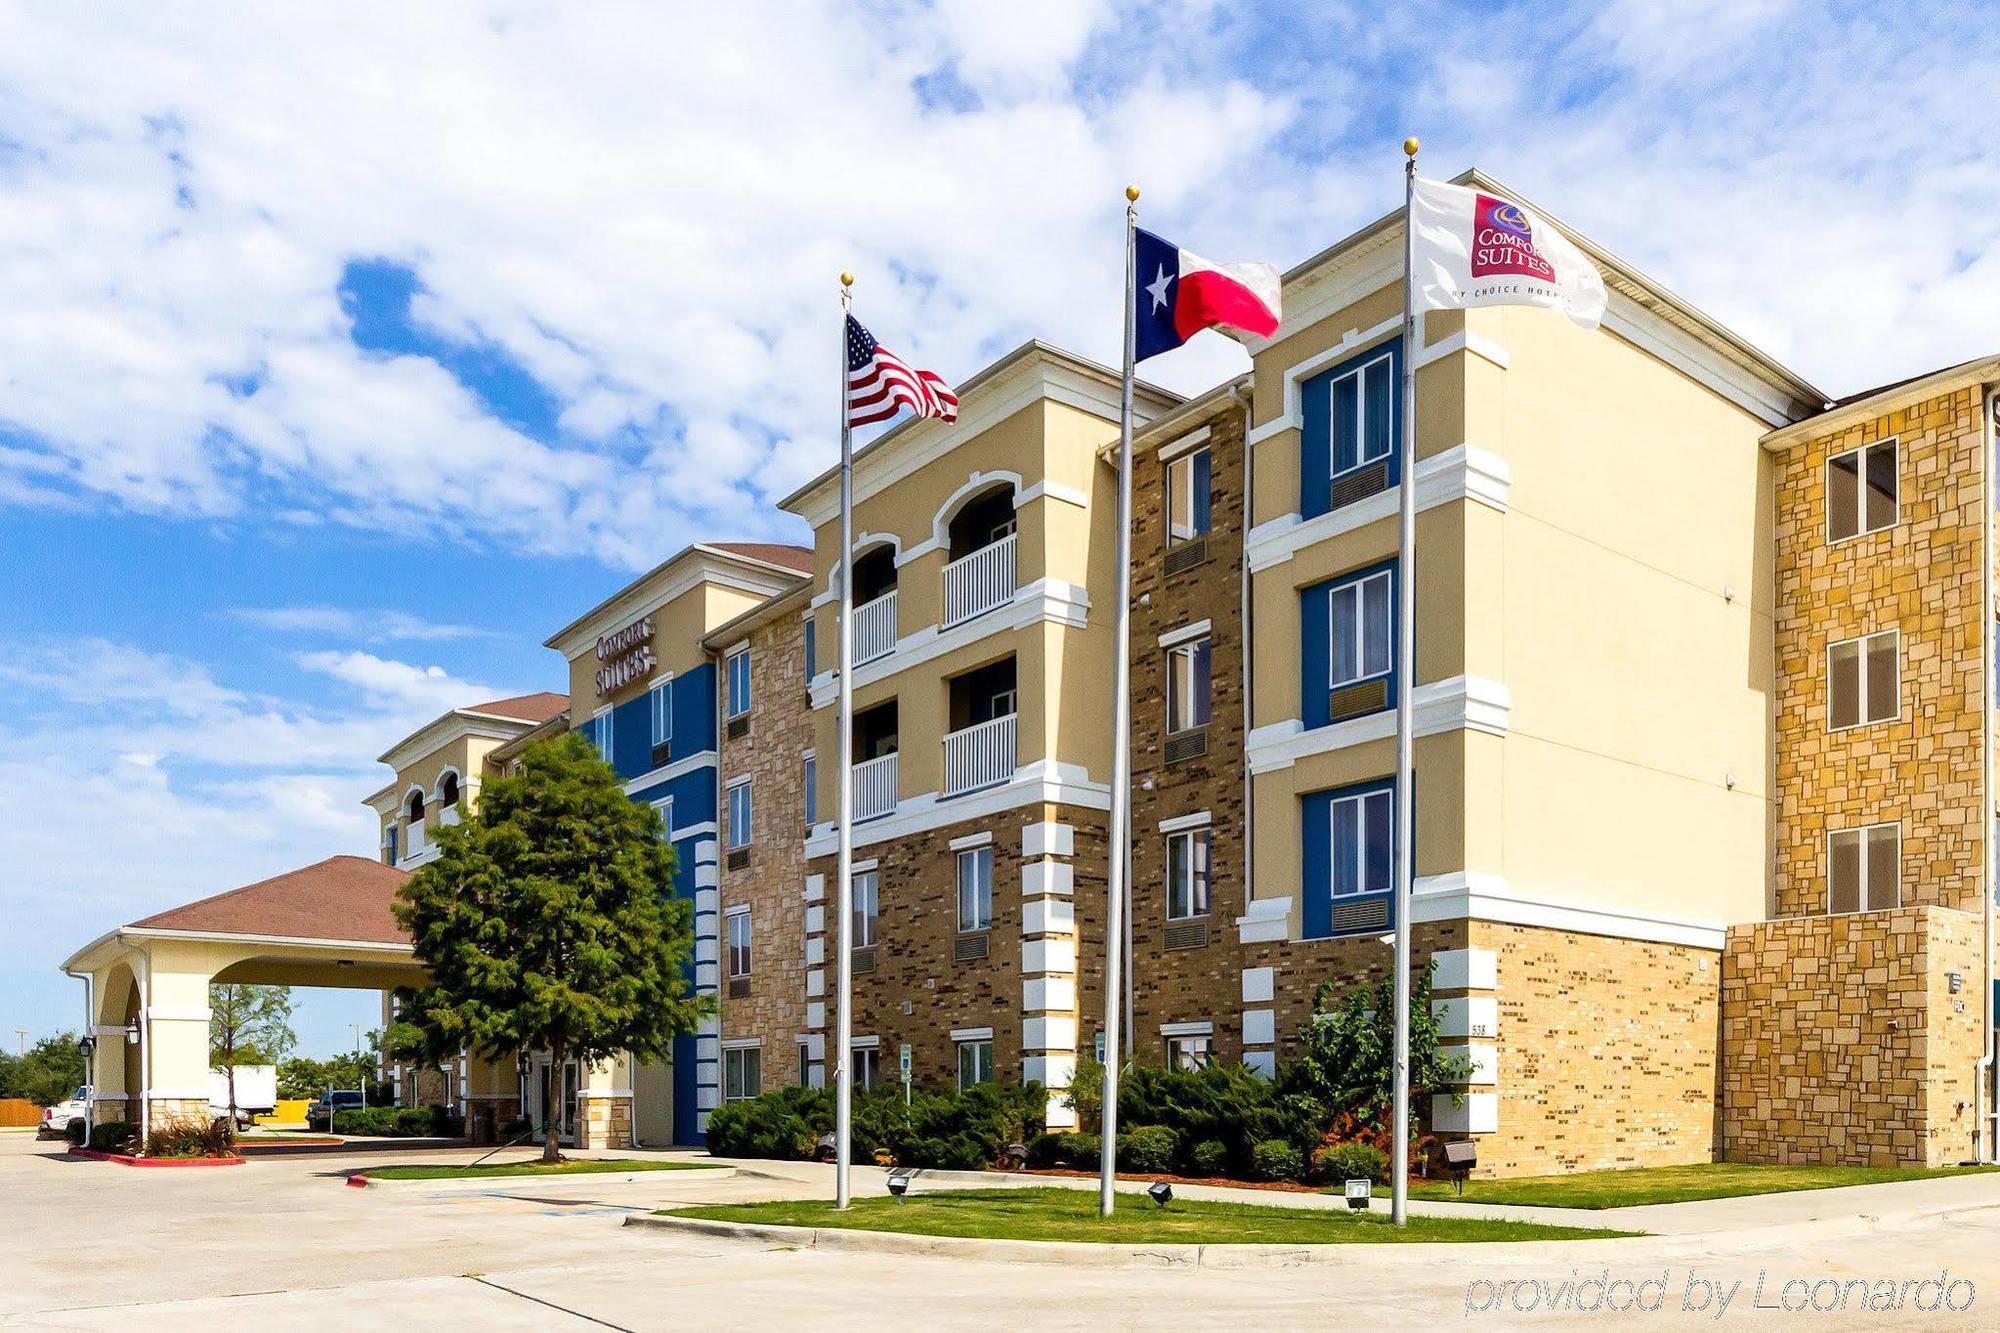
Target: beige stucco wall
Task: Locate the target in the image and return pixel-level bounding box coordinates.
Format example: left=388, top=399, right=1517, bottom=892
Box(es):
left=568, top=579, right=768, bottom=722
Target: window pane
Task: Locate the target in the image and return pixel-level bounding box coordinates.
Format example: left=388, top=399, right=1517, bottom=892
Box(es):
left=1332, top=799, right=1359, bottom=897
left=1167, top=646, right=1190, bottom=732
left=1362, top=358, right=1393, bottom=463
left=744, top=1050, right=760, bottom=1097
left=1865, top=442, right=1896, bottom=531
left=1829, top=831, right=1861, bottom=913
left=1167, top=833, right=1190, bottom=918
left=1361, top=574, right=1391, bottom=677
left=804, top=758, right=817, bottom=825
left=1827, top=451, right=1859, bottom=541
left=1865, top=634, right=1896, bottom=722
left=1363, top=791, right=1393, bottom=894
left=958, top=849, right=991, bottom=930
left=1166, top=454, right=1191, bottom=540
left=1828, top=640, right=1860, bottom=729
left=1191, top=830, right=1210, bottom=915
left=1332, top=372, right=1360, bottom=473
left=1191, top=639, right=1212, bottom=726
left=1331, top=586, right=1359, bottom=685
left=1865, top=826, right=1899, bottom=910
left=1191, top=448, right=1212, bottom=534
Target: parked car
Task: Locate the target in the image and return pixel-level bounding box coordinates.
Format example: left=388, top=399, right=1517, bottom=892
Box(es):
left=37, top=1087, right=90, bottom=1139
left=306, top=1090, right=366, bottom=1131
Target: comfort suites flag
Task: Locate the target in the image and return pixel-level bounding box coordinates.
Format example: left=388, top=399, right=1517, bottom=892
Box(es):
left=1410, top=177, right=1606, bottom=329
left=1133, top=228, right=1281, bottom=362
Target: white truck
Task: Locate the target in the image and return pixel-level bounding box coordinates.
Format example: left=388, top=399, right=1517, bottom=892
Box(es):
left=209, top=1065, right=278, bottom=1128
left=38, top=1087, right=90, bottom=1138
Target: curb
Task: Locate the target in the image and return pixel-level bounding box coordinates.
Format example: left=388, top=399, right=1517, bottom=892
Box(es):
left=622, top=1212, right=1640, bottom=1268
left=349, top=1165, right=737, bottom=1190
left=70, top=1148, right=246, bottom=1168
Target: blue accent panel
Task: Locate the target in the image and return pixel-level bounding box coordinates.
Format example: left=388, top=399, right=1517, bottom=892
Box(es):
left=1299, top=337, right=1401, bottom=519
left=1301, top=775, right=1400, bottom=940
left=671, top=1031, right=701, bottom=1145
left=611, top=692, right=650, bottom=779
left=1299, top=557, right=1397, bottom=729
left=674, top=661, right=718, bottom=755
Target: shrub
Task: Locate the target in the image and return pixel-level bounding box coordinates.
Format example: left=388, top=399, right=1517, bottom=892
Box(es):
left=1313, top=1140, right=1387, bottom=1184
left=706, top=1080, right=1046, bottom=1171
left=703, top=1085, right=826, bottom=1160
left=331, top=1104, right=456, bottom=1138
left=1117, top=1124, right=1178, bottom=1174
left=1055, top=1131, right=1100, bottom=1167
left=1061, top=1056, right=1104, bottom=1132
left=1118, top=1063, right=1291, bottom=1173
left=1027, top=1130, right=1066, bottom=1168
left=147, top=1115, right=235, bottom=1159
left=86, top=1121, right=138, bottom=1154
left=1187, top=1138, right=1229, bottom=1177
left=63, top=1118, right=87, bottom=1147
left=1249, top=1138, right=1304, bottom=1182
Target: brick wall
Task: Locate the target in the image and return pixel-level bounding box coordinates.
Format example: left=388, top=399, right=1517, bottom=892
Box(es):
left=1773, top=387, right=1988, bottom=917
left=1128, top=400, right=1251, bottom=1063
left=718, top=605, right=812, bottom=1088
left=1721, top=906, right=1984, bottom=1167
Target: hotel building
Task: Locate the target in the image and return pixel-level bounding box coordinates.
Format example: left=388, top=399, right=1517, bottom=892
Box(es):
left=66, top=171, right=1998, bottom=1174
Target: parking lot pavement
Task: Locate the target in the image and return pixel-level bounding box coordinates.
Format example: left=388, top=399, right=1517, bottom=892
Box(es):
left=7, top=1134, right=2000, bottom=1329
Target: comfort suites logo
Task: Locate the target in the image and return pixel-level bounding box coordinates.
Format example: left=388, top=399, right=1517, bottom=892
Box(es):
left=1472, top=193, right=1556, bottom=284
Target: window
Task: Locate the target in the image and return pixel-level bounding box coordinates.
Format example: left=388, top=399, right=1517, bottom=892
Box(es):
left=1166, top=636, right=1212, bottom=733
left=382, top=824, right=398, bottom=865
left=1332, top=786, right=1393, bottom=898
left=1166, top=828, right=1211, bottom=920
left=1827, top=439, right=1897, bottom=542
left=723, top=1045, right=761, bottom=1101
left=852, top=869, right=879, bottom=947
left=437, top=772, right=460, bottom=808
left=650, top=796, right=674, bottom=843
left=726, top=646, right=752, bottom=718
left=1166, top=1034, right=1212, bottom=1071
left=956, top=847, right=993, bottom=932
left=1328, top=351, right=1394, bottom=477
left=956, top=1039, right=994, bottom=1090
left=804, top=616, right=817, bottom=679
left=727, top=778, right=752, bottom=849
left=1330, top=570, right=1392, bottom=690
left=1830, top=823, right=1899, bottom=914
left=853, top=1045, right=880, bottom=1091
left=590, top=706, right=614, bottom=765
left=1166, top=445, right=1212, bottom=545
left=726, top=906, right=752, bottom=978
left=1828, top=630, right=1897, bottom=729
left=803, top=753, right=818, bottom=827
left=649, top=678, right=672, bottom=750
left=1301, top=344, right=1398, bottom=518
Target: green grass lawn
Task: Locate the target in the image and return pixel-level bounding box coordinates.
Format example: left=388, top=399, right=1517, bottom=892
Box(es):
left=361, top=1157, right=714, bottom=1181
left=1384, top=1162, right=2000, bottom=1210
left=665, top=1186, right=1634, bottom=1243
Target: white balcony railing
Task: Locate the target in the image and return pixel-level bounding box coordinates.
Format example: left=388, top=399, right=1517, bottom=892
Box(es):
left=942, top=712, right=1016, bottom=798
left=941, top=533, right=1017, bottom=627
left=851, top=751, right=899, bottom=822
left=405, top=821, right=426, bottom=857
left=853, top=590, right=898, bottom=665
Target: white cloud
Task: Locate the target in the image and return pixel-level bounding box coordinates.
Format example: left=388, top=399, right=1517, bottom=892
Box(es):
left=228, top=605, right=496, bottom=642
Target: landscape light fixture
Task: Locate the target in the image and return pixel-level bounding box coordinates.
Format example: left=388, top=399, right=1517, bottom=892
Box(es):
left=1344, top=1179, right=1372, bottom=1210
left=1147, top=1181, right=1173, bottom=1209
left=1443, top=1140, right=1478, bottom=1196
left=886, top=1174, right=909, bottom=1202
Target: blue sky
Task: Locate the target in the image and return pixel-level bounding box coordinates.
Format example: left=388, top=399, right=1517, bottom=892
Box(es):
left=1, top=0, right=1996, bottom=1055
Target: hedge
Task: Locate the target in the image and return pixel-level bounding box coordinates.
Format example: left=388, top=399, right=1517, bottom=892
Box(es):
left=331, top=1104, right=462, bottom=1137
left=705, top=1081, right=1046, bottom=1169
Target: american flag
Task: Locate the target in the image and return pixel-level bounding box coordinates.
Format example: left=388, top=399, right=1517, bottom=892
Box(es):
left=845, top=315, right=958, bottom=428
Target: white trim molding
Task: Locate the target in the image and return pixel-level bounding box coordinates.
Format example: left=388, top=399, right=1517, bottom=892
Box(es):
left=1410, top=872, right=1727, bottom=951
left=808, top=578, right=1090, bottom=707
left=1158, top=619, right=1212, bottom=649
left=623, top=749, right=719, bottom=796
left=1159, top=1020, right=1214, bottom=1038
left=804, top=760, right=1109, bottom=857
left=1236, top=896, right=1292, bottom=944
left=1247, top=675, right=1511, bottom=774
left=1157, top=810, right=1212, bottom=834
left=1245, top=444, right=1511, bottom=573
left=950, top=1026, right=995, bottom=1043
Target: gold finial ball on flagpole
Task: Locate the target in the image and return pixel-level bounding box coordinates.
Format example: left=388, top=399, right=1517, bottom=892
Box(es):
left=840, top=271, right=854, bottom=288
left=1125, top=185, right=1140, bottom=202
left=1403, top=137, right=1420, bottom=158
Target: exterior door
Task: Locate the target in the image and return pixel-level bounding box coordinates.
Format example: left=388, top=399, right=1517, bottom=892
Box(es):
left=559, top=1059, right=581, bottom=1147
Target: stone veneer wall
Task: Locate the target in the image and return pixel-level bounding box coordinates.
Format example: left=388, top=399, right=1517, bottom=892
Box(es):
left=1127, top=401, right=1251, bottom=1065
left=1722, top=906, right=1985, bottom=1167
left=717, top=605, right=812, bottom=1095
left=1772, top=386, right=1988, bottom=918
left=578, top=1089, right=632, bottom=1150
left=810, top=803, right=1107, bottom=1109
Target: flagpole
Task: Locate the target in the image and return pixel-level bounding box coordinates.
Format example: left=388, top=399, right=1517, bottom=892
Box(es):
left=1100, top=184, right=1138, bottom=1221
left=1390, top=137, right=1420, bottom=1230
left=834, top=270, right=857, bottom=1212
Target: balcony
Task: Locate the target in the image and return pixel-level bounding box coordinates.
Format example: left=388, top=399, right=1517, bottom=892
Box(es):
left=942, top=532, right=1017, bottom=627
left=942, top=712, right=1016, bottom=797
left=851, top=751, right=899, bottom=822
left=853, top=590, right=897, bottom=665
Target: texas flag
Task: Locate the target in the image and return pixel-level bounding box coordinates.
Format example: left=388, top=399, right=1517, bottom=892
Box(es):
left=1133, top=229, right=1282, bottom=362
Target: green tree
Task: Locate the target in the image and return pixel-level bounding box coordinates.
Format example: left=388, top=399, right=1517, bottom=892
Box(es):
left=1284, top=961, right=1470, bottom=1121
left=277, top=1031, right=388, bottom=1102
left=387, top=732, right=706, bottom=1162
left=0, top=1031, right=88, bottom=1106
left=208, top=985, right=297, bottom=1117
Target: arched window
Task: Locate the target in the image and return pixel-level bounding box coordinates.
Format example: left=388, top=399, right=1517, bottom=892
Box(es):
left=437, top=772, right=461, bottom=807
left=405, top=791, right=425, bottom=823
